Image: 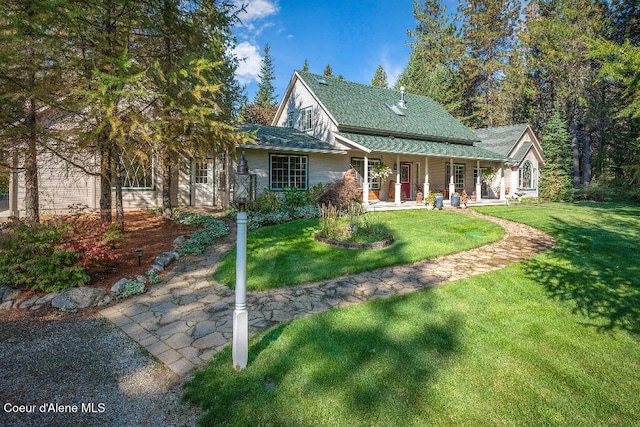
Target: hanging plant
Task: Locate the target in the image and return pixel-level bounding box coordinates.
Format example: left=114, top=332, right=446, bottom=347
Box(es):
left=370, top=163, right=392, bottom=180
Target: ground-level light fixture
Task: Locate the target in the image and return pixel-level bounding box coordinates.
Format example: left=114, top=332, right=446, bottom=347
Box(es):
left=135, top=248, right=143, bottom=266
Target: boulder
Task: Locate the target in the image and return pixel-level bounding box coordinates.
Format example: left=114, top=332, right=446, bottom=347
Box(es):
left=52, top=287, right=107, bottom=310
left=111, top=278, right=129, bottom=294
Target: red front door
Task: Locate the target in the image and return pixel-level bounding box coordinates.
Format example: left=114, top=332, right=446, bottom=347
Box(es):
left=400, top=163, right=411, bottom=200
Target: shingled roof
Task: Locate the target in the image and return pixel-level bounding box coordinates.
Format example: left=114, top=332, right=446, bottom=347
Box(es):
left=297, top=71, right=481, bottom=145
left=239, top=124, right=346, bottom=154
left=474, top=124, right=530, bottom=159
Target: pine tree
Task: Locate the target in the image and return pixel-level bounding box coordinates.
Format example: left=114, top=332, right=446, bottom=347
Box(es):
left=371, top=65, right=388, bottom=88
left=323, top=63, right=334, bottom=77
left=539, top=105, right=574, bottom=201
left=458, top=0, right=519, bottom=128
left=254, top=44, right=277, bottom=107
left=301, top=59, right=309, bottom=72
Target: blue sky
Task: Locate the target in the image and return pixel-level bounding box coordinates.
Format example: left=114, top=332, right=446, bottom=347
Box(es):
left=231, top=0, right=420, bottom=102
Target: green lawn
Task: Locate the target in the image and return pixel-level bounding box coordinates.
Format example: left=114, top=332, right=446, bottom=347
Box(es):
left=214, top=210, right=504, bottom=290
left=186, top=203, right=640, bottom=426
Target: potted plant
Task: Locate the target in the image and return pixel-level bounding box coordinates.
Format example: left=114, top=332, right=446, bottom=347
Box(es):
left=370, top=163, right=392, bottom=201
left=425, top=191, right=435, bottom=210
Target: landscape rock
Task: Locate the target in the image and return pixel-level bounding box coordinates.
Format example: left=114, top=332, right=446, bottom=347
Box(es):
left=19, top=296, right=40, bottom=309
left=52, top=287, right=107, bottom=310
left=0, top=301, right=13, bottom=310
left=36, top=293, right=59, bottom=305
left=154, top=253, right=173, bottom=268
left=173, top=235, right=186, bottom=245
left=111, top=278, right=129, bottom=294
left=2, top=288, right=21, bottom=302
left=0, top=286, right=9, bottom=300
left=136, top=275, right=147, bottom=284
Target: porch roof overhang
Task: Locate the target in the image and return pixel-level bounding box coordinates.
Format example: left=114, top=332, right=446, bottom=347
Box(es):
left=336, top=132, right=510, bottom=162
left=239, top=124, right=347, bottom=155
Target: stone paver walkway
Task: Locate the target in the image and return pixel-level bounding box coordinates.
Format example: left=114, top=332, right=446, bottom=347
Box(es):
left=101, top=210, right=555, bottom=377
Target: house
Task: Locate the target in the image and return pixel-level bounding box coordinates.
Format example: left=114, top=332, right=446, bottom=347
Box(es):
left=474, top=124, right=544, bottom=199
left=241, top=71, right=512, bottom=205
left=2, top=70, right=543, bottom=218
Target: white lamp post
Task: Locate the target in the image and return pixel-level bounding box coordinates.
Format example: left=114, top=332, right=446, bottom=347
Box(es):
left=232, top=151, right=255, bottom=370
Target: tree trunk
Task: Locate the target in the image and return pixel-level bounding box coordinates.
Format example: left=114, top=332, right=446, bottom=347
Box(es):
left=114, top=146, right=124, bottom=230
left=571, top=113, right=581, bottom=189
left=24, top=97, right=40, bottom=223
left=99, top=132, right=112, bottom=223
left=162, top=151, right=172, bottom=219
left=582, top=127, right=592, bottom=187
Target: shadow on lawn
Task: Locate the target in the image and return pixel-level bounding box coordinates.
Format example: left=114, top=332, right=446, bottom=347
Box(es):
left=187, top=290, right=462, bottom=425
left=523, top=214, right=640, bottom=335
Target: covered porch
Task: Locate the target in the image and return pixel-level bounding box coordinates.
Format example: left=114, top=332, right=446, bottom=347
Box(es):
left=336, top=132, right=510, bottom=207
left=365, top=198, right=508, bottom=212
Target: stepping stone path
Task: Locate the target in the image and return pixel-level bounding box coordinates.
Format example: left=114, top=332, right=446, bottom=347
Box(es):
left=101, top=210, right=556, bottom=377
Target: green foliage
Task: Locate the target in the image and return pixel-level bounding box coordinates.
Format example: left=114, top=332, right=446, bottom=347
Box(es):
left=254, top=44, right=277, bottom=107
left=539, top=105, right=575, bottom=201
left=371, top=65, right=388, bottom=88
left=250, top=189, right=282, bottom=213
left=0, top=222, right=89, bottom=292
left=306, top=183, right=324, bottom=205
left=317, top=204, right=386, bottom=243
left=114, top=279, right=145, bottom=299
left=174, top=213, right=229, bottom=256
left=282, top=187, right=307, bottom=208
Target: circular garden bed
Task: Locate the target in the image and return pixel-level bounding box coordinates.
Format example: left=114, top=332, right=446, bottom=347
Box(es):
left=313, top=233, right=394, bottom=250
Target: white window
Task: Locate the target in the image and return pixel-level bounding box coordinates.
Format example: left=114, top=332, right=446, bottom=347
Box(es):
left=287, top=111, right=294, bottom=128
left=270, top=154, right=308, bottom=190
left=299, top=106, right=313, bottom=131
left=446, top=163, right=465, bottom=191
left=351, top=158, right=382, bottom=190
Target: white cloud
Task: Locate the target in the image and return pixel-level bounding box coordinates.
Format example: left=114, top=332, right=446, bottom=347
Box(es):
left=232, top=41, right=263, bottom=85
left=233, top=0, right=279, bottom=24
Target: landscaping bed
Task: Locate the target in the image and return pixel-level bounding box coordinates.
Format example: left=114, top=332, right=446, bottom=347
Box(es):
left=0, top=210, right=199, bottom=321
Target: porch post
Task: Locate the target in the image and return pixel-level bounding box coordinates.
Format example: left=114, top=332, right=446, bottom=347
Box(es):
left=499, top=164, right=506, bottom=200
left=449, top=158, right=455, bottom=200
left=423, top=156, right=430, bottom=196
left=363, top=155, right=369, bottom=205
left=476, top=160, right=482, bottom=202
left=395, top=155, right=401, bottom=205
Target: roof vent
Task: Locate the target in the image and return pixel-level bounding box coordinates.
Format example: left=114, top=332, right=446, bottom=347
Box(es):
left=399, top=86, right=407, bottom=109
left=315, top=76, right=328, bottom=85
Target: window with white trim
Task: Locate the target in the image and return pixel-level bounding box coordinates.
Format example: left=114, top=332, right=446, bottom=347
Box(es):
left=351, top=158, right=382, bottom=190
left=299, top=106, right=313, bottom=131
left=445, top=163, right=465, bottom=190
left=270, top=154, right=308, bottom=190
left=287, top=111, right=294, bottom=128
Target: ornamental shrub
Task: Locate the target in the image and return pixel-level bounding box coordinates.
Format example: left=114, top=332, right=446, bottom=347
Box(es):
left=283, top=186, right=307, bottom=208
left=251, top=188, right=281, bottom=213
left=0, top=222, right=89, bottom=292
left=316, top=178, right=360, bottom=211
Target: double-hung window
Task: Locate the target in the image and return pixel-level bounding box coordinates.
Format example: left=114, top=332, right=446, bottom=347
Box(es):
left=270, top=154, right=308, bottom=190
left=286, top=111, right=294, bottom=128
left=299, top=106, right=313, bottom=132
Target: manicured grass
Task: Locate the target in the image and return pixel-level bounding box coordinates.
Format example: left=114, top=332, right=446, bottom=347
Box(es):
left=186, top=203, right=640, bottom=426
left=214, top=210, right=504, bottom=290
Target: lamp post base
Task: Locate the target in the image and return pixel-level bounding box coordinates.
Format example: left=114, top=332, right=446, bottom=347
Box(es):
left=232, top=308, right=248, bottom=370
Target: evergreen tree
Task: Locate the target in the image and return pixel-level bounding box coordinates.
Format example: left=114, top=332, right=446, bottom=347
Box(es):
left=301, top=59, right=309, bottom=72
left=539, top=105, right=574, bottom=201
left=254, top=44, right=277, bottom=107
left=458, top=0, right=519, bottom=128
left=323, top=63, right=334, bottom=77
left=371, top=65, right=388, bottom=88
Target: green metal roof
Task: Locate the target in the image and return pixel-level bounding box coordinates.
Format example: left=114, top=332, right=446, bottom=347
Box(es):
left=298, top=71, right=480, bottom=145
left=239, top=124, right=346, bottom=154
left=337, top=132, right=508, bottom=161
left=474, top=124, right=529, bottom=158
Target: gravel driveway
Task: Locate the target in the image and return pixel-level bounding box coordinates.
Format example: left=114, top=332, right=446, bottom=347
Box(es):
left=0, top=317, right=199, bottom=426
